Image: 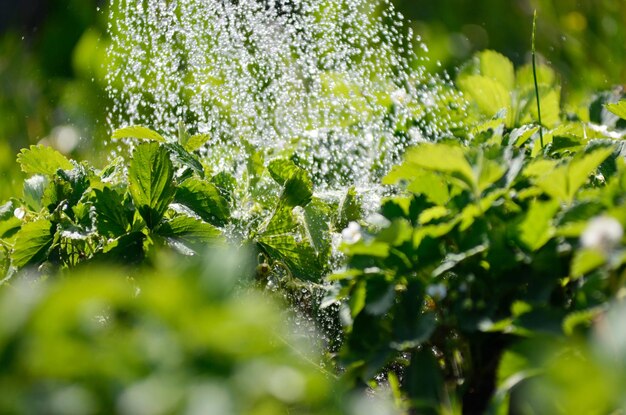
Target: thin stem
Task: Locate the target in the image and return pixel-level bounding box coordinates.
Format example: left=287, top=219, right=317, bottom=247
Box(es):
left=532, top=10, right=544, bottom=148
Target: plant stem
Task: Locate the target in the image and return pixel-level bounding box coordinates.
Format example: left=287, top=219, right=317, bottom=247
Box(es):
left=532, top=10, right=544, bottom=148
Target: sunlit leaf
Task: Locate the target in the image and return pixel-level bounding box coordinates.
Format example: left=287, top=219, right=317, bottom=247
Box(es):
left=128, top=143, right=176, bottom=228
left=478, top=50, right=515, bottom=91
left=12, top=219, right=53, bottom=268
left=111, top=125, right=166, bottom=142
left=175, top=178, right=230, bottom=227
left=404, top=143, right=475, bottom=190
left=17, top=145, right=73, bottom=176
left=458, top=75, right=512, bottom=124
left=605, top=100, right=626, bottom=121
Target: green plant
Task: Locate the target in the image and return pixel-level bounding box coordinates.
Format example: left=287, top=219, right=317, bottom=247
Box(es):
left=331, top=93, right=626, bottom=413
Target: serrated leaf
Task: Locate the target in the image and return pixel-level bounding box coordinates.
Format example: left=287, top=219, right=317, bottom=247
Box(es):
left=257, top=235, right=321, bottom=281
left=157, top=215, right=221, bottom=243
left=184, top=134, right=211, bottom=152
left=175, top=178, right=230, bottom=227
left=605, top=100, right=626, bottom=121
left=128, top=143, right=176, bottom=229
left=92, top=187, right=131, bottom=238
left=404, top=143, right=475, bottom=190
left=478, top=50, right=515, bottom=91
left=458, top=75, right=512, bottom=124
left=111, top=125, right=166, bottom=143
left=12, top=219, right=53, bottom=268
left=23, top=175, right=49, bottom=211
left=0, top=200, right=22, bottom=238
left=17, top=145, right=74, bottom=175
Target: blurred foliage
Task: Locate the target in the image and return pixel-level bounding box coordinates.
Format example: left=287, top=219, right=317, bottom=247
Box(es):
left=0, top=247, right=356, bottom=415
left=396, top=0, right=626, bottom=100
left=0, top=0, right=110, bottom=202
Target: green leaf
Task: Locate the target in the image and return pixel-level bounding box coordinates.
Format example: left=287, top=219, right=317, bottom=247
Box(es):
left=92, top=187, right=131, bottom=238
left=335, top=187, right=362, bottom=229
left=478, top=50, right=515, bottom=91
left=302, top=199, right=331, bottom=259
left=510, top=125, right=540, bottom=147
left=517, top=199, right=559, bottom=251
left=605, top=100, right=626, bottom=121
left=404, top=143, right=475, bottom=190
left=406, top=171, right=449, bottom=205
left=12, top=219, right=53, bottom=268
left=157, top=215, right=221, bottom=243
left=349, top=281, right=366, bottom=318
left=571, top=248, right=606, bottom=278
left=458, top=75, right=512, bottom=124
left=128, top=143, right=176, bottom=229
left=111, top=125, right=166, bottom=143
left=23, top=175, right=49, bottom=211
left=17, top=145, right=74, bottom=176
left=268, top=159, right=313, bottom=207
left=0, top=200, right=22, bottom=238
left=566, top=147, right=614, bottom=200
left=175, top=178, right=230, bottom=227
left=184, top=134, right=211, bottom=152
left=164, top=142, right=204, bottom=177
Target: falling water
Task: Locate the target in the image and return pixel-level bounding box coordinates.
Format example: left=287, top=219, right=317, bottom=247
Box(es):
left=106, top=0, right=461, bottom=188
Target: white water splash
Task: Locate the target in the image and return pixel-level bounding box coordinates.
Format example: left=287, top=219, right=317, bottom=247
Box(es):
left=106, top=0, right=461, bottom=187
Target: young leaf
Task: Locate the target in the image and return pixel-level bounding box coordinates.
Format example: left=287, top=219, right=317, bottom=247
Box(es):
left=128, top=143, right=176, bottom=229
left=23, top=175, right=49, bottom=211
left=12, top=219, right=53, bottom=268
left=605, top=100, right=626, bottom=121
left=404, top=143, right=475, bottom=190
left=111, top=125, right=166, bottom=143
left=184, top=134, right=211, bottom=152
left=175, top=178, right=230, bottom=226
left=17, top=145, right=74, bottom=175
left=517, top=199, right=559, bottom=251
left=458, top=75, right=512, bottom=124
left=478, top=50, right=515, bottom=91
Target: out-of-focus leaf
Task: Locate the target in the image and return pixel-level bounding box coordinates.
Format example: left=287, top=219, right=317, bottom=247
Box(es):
left=184, top=133, right=211, bottom=152
left=571, top=249, right=606, bottom=278
left=517, top=199, right=559, bottom=251
left=605, top=100, right=626, bottom=121
left=404, top=143, right=475, bottom=190
left=478, top=50, right=515, bottom=91
left=17, top=145, right=73, bottom=176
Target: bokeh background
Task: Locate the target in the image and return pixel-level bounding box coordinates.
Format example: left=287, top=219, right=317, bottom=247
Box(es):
left=0, top=0, right=624, bottom=199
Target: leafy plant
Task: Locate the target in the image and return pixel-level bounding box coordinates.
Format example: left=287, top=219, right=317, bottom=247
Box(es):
left=331, top=94, right=626, bottom=413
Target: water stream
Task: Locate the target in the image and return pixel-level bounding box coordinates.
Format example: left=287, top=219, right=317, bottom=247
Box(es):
left=106, top=0, right=460, bottom=188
